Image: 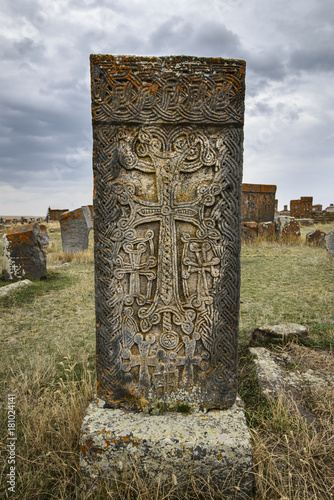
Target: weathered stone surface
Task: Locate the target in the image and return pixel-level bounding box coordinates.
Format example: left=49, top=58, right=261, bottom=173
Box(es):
left=325, top=229, right=334, bottom=255
left=241, top=184, right=276, bottom=223
left=91, top=55, right=246, bottom=411
left=250, top=347, right=334, bottom=400
left=0, top=279, right=32, bottom=298
left=80, top=397, right=253, bottom=499
left=276, top=216, right=300, bottom=238
left=241, top=221, right=275, bottom=240
left=290, top=197, right=313, bottom=219
left=250, top=323, right=308, bottom=344
left=249, top=348, right=284, bottom=399
left=39, top=224, right=51, bottom=248
left=306, top=229, right=326, bottom=246
left=2, top=223, right=47, bottom=280
left=241, top=221, right=258, bottom=239
left=48, top=208, right=69, bottom=221
left=59, top=206, right=92, bottom=253
left=258, top=221, right=275, bottom=237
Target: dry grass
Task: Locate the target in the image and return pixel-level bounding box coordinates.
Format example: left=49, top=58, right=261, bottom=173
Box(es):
left=239, top=347, right=334, bottom=500
left=0, top=222, right=333, bottom=498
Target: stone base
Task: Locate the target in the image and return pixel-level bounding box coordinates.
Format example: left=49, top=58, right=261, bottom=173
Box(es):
left=80, top=397, right=253, bottom=499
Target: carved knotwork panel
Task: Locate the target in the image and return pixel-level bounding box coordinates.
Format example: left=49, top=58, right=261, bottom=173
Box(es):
left=91, top=55, right=245, bottom=410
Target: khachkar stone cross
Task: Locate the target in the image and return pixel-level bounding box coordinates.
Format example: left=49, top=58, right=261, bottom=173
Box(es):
left=91, top=55, right=245, bottom=410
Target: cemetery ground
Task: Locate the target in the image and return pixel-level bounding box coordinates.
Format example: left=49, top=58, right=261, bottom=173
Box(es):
left=0, top=222, right=333, bottom=499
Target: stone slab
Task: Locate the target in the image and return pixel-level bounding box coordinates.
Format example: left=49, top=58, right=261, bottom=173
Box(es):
left=2, top=223, right=47, bottom=280
left=91, top=54, right=246, bottom=411
left=59, top=206, right=92, bottom=253
left=250, top=347, right=334, bottom=401
left=80, top=397, right=253, bottom=499
left=325, top=230, right=334, bottom=255
left=250, top=323, right=308, bottom=344
left=241, top=183, right=277, bottom=223
left=306, top=229, right=326, bottom=246
left=0, top=279, right=32, bottom=298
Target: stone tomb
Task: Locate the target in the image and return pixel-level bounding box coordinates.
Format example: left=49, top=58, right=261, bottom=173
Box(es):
left=81, top=55, right=252, bottom=497
left=2, top=223, right=47, bottom=280
left=59, top=206, right=92, bottom=253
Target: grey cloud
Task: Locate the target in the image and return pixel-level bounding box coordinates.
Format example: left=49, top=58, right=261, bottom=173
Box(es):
left=289, top=47, right=334, bottom=73
left=0, top=36, right=46, bottom=61
left=247, top=52, right=287, bottom=82
left=148, top=18, right=243, bottom=58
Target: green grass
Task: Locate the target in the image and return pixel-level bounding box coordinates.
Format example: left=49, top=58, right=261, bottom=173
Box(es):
left=0, top=222, right=333, bottom=499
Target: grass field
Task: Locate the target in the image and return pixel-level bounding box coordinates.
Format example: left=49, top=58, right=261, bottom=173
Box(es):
left=0, top=222, right=333, bottom=499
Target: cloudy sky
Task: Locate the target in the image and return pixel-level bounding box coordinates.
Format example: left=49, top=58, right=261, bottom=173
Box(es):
left=0, top=0, right=333, bottom=216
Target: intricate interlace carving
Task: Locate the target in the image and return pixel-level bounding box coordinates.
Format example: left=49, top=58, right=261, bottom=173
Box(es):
left=90, top=55, right=245, bottom=125
left=91, top=56, right=245, bottom=410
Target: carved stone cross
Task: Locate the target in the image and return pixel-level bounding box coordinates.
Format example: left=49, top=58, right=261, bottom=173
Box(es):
left=91, top=55, right=245, bottom=410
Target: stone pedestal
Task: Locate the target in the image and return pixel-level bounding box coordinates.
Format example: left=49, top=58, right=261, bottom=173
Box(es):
left=80, top=397, right=253, bottom=499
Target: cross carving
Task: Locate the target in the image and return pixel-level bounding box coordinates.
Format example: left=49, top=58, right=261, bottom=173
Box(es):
left=182, top=241, right=220, bottom=302
left=114, top=230, right=156, bottom=305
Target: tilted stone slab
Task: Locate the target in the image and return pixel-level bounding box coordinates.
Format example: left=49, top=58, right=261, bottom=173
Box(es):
left=91, top=54, right=246, bottom=411
left=2, top=223, right=47, bottom=280
left=59, top=206, right=92, bottom=253
left=80, top=397, right=253, bottom=499
left=250, top=323, right=308, bottom=344
left=275, top=216, right=300, bottom=238
left=0, top=279, right=32, bottom=298
left=306, top=229, right=326, bottom=246
left=325, top=230, right=334, bottom=255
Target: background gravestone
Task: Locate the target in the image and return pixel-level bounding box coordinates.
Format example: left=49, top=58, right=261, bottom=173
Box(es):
left=290, top=196, right=313, bottom=219
left=48, top=208, right=69, bottom=221
left=2, top=223, right=47, bottom=280
left=59, top=206, right=92, bottom=253
left=241, top=183, right=277, bottom=223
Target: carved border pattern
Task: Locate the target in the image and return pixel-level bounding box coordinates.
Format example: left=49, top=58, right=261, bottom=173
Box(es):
left=90, top=55, right=245, bottom=125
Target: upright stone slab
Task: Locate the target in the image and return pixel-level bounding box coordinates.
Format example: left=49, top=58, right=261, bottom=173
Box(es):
left=82, top=55, right=252, bottom=497
left=91, top=54, right=245, bottom=410
left=59, top=206, right=92, bottom=253
left=241, top=184, right=277, bottom=223
left=290, top=197, right=313, bottom=219
left=2, top=223, right=47, bottom=280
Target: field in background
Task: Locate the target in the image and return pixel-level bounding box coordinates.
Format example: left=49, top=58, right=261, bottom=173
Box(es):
left=0, top=222, right=333, bottom=499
